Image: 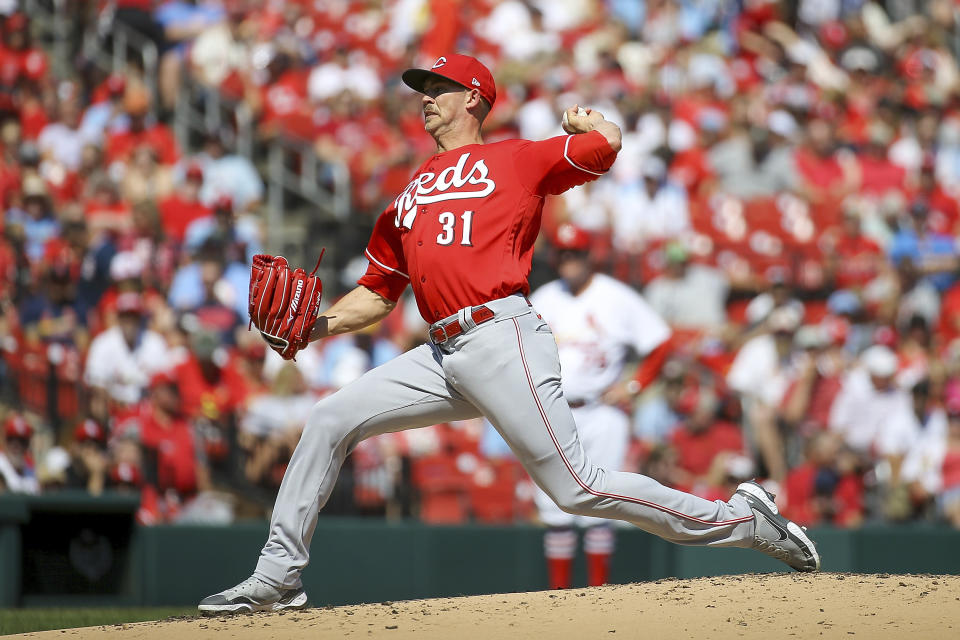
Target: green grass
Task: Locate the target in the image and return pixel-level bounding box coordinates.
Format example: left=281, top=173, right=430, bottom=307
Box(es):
left=0, top=607, right=197, bottom=635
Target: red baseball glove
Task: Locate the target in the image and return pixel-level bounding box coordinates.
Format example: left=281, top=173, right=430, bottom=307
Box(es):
left=248, top=251, right=324, bottom=360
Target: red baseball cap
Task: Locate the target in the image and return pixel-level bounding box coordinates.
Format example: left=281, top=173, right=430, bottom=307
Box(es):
left=106, top=73, right=127, bottom=96
left=212, top=195, right=233, bottom=212
left=402, top=54, right=496, bottom=108
left=116, top=292, right=145, bottom=315
left=149, top=369, right=179, bottom=390
left=185, top=164, right=204, bottom=182
left=74, top=419, right=107, bottom=444
left=4, top=415, right=32, bottom=440
left=553, top=223, right=591, bottom=252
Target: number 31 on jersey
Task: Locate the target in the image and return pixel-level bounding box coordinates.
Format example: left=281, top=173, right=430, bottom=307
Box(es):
left=436, top=210, right=474, bottom=246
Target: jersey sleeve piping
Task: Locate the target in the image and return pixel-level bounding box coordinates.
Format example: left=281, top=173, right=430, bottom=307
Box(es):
left=365, top=248, right=409, bottom=280
left=563, top=135, right=606, bottom=176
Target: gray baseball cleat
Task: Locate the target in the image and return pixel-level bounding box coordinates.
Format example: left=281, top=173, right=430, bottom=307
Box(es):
left=198, top=575, right=308, bottom=615
left=736, top=480, right=821, bottom=572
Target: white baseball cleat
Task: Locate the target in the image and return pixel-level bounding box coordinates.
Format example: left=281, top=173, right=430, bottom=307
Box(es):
left=198, top=575, right=308, bottom=615
left=736, top=481, right=821, bottom=572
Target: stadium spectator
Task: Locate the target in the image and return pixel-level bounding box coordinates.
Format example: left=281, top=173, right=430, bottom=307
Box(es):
left=727, top=306, right=805, bottom=482
left=80, top=73, right=131, bottom=145
left=167, top=240, right=248, bottom=323
left=240, top=363, right=314, bottom=490
left=610, top=155, right=690, bottom=253
left=0, top=414, right=38, bottom=494
left=38, top=93, right=95, bottom=173
left=184, top=195, right=261, bottom=265
left=190, top=130, right=263, bottom=212
left=84, top=292, right=172, bottom=406
left=105, top=85, right=179, bottom=167
left=84, top=177, right=133, bottom=239
left=779, top=324, right=847, bottom=436
left=709, top=109, right=801, bottom=199
left=794, top=116, right=858, bottom=203
left=782, top=431, right=864, bottom=527
left=154, top=0, right=225, bottom=111
left=829, top=344, right=921, bottom=515
left=888, top=199, right=957, bottom=291
left=668, top=388, right=746, bottom=498
left=64, top=419, right=110, bottom=495
left=823, top=202, right=885, bottom=291
left=157, top=163, right=210, bottom=243
left=644, top=242, right=729, bottom=330
left=173, top=329, right=245, bottom=454
left=117, top=370, right=210, bottom=522
left=6, top=173, right=59, bottom=263
left=633, top=360, right=687, bottom=446
left=121, top=145, right=174, bottom=206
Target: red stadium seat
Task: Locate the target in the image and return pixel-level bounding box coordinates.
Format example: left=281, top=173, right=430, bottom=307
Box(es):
left=411, top=455, right=469, bottom=524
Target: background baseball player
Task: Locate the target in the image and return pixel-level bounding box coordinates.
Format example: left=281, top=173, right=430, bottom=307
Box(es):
left=531, top=222, right=672, bottom=589
left=199, top=53, right=819, bottom=615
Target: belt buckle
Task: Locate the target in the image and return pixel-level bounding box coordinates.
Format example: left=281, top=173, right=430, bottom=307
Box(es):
left=432, top=321, right=450, bottom=345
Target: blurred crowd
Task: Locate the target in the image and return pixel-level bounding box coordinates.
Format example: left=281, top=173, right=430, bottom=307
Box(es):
left=3, top=0, right=960, bottom=530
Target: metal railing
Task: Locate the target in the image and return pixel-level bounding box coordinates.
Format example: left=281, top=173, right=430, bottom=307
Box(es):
left=23, top=0, right=71, bottom=78
left=80, top=5, right=161, bottom=116
left=266, top=138, right=351, bottom=230
left=172, top=74, right=255, bottom=161
left=31, top=1, right=351, bottom=250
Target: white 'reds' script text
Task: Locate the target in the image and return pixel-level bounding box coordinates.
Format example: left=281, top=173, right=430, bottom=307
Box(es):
left=395, top=152, right=496, bottom=230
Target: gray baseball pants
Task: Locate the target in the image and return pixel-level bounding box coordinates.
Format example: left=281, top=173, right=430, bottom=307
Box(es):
left=255, top=294, right=756, bottom=589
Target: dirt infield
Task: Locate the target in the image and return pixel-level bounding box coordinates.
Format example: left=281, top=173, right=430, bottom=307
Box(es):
left=15, top=573, right=960, bottom=640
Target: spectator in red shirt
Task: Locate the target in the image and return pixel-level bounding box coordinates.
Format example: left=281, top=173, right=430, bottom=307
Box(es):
left=856, top=121, right=906, bottom=198
left=173, top=329, right=246, bottom=465
left=84, top=177, right=133, bottom=239
left=783, top=431, right=864, bottom=527
left=174, top=329, right=246, bottom=423
left=823, top=204, right=884, bottom=291
left=157, top=164, right=210, bottom=243
left=914, top=159, right=960, bottom=236
left=668, top=388, right=745, bottom=495
left=0, top=13, right=48, bottom=111
left=794, top=117, right=858, bottom=203
left=939, top=275, right=960, bottom=346
left=134, top=371, right=210, bottom=515
left=105, top=86, right=179, bottom=167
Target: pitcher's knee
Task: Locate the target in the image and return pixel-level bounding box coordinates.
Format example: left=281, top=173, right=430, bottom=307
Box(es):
left=551, top=485, right=602, bottom=517
left=302, top=395, right=358, bottom=449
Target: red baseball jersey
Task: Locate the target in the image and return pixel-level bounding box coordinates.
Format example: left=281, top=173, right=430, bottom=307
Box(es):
left=358, top=130, right=618, bottom=322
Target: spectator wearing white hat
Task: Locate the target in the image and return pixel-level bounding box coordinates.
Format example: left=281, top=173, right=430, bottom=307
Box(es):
left=828, top=345, right=920, bottom=486
left=901, top=390, right=960, bottom=527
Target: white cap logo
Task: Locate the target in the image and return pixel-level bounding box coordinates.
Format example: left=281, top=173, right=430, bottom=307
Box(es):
left=432, top=57, right=446, bottom=69
left=471, top=77, right=481, bottom=87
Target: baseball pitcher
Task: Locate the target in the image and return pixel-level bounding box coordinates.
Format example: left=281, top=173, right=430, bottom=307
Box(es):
left=200, top=54, right=819, bottom=615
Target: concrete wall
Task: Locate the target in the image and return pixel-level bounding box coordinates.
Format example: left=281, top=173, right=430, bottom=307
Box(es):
left=3, top=493, right=960, bottom=607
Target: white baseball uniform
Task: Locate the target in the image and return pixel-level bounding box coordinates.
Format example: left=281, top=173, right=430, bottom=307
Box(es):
left=529, top=273, right=671, bottom=527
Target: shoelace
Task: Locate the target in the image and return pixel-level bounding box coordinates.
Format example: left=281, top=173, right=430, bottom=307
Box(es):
left=230, top=576, right=264, bottom=595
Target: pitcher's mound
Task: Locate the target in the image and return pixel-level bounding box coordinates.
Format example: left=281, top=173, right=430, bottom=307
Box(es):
left=17, top=573, right=960, bottom=640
